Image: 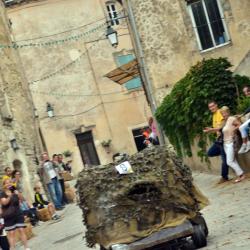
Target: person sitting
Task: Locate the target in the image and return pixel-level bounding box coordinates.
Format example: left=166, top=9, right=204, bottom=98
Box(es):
left=19, top=194, right=39, bottom=226
left=33, top=186, right=60, bottom=220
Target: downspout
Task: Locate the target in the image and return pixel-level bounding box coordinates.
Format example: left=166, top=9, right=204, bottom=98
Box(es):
left=124, top=0, right=166, bottom=144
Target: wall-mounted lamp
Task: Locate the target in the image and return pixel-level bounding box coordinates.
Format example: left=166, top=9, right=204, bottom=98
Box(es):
left=34, top=108, right=39, bottom=118
left=10, top=138, right=19, bottom=151
left=47, top=103, right=54, bottom=118
left=106, top=26, right=118, bottom=47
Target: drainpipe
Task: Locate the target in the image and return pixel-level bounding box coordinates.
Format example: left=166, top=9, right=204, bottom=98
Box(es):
left=124, top=0, right=166, bottom=144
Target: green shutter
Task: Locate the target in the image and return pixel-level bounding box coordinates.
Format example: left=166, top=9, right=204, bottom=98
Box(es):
left=117, top=54, right=142, bottom=90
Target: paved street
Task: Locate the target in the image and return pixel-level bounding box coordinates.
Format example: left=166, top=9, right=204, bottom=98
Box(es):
left=22, top=172, right=250, bottom=250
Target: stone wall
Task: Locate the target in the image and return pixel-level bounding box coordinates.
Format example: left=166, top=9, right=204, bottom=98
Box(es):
left=0, top=2, right=41, bottom=199
left=7, top=0, right=151, bottom=172
left=124, top=0, right=250, bottom=172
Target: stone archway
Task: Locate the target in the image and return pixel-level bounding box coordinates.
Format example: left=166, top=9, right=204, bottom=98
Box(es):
left=12, top=159, right=22, bottom=171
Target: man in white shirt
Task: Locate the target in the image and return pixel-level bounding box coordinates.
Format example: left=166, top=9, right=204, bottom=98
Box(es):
left=41, top=153, right=63, bottom=210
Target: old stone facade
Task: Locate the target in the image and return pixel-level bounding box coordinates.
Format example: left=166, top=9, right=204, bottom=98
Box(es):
left=6, top=0, right=151, bottom=173
left=122, top=0, right=250, bottom=172
left=0, top=2, right=41, bottom=199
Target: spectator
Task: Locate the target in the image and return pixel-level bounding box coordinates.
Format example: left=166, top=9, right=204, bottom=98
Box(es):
left=205, top=106, right=245, bottom=183
left=11, top=170, right=22, bottom=193
left=40, top=153, right=63, bottom=210
left=58, top=154, right=66, bottom=171
left=52, top=154, right=68, bottom=205
left=0, top=183, right=30, bottom=250
left=204, top=101, right=229, bottom=183
left=238, top=86, right=250, bottom=154
left=0, top=216, right=10, bottom=250
left=148, top=117, right=159, bottom=144
left=19, top=194, right=39, bottom=226
left=2, top=168, right=12, bottom=187
left=65, top=160, right=72, bottom=173
left=2, top=180, right=15, bottom=193
left=148, top=128, right=160, bottom=146
left=33, top=186, right=60, bottom=220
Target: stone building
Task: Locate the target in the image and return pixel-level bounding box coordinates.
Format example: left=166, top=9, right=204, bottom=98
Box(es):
left=0, top=1, right=41, bottom=198
left=122, top=0, right=250, bottom=171
left=5, top=0, right=151, bottom=173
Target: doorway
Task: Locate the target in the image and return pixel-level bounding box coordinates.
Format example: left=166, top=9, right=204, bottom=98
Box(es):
left=132, top=127, right=149, bottom=152
left=75, top=131, right=100, bottom=166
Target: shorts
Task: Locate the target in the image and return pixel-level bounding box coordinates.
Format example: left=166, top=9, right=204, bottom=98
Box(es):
left=4, top=213, right=25, bottom=232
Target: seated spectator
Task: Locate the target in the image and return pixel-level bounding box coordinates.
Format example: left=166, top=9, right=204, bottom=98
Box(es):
left=2, top=168, right=13, bottom=187
left=19, top=195, right=39, bottom=226
left=33, top=186, right=60, bottom=220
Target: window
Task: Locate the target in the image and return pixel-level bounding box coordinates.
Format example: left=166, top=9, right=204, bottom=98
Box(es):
left=116, top=54, right=142, bottom=90
left=188, top=0, right=230, bottom=51
left=106, top=2, right=120, bottom=26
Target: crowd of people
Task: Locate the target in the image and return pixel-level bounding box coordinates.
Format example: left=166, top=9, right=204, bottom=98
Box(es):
left=204, top=86, right=250, bottom=183
left=0, top=153, right=72, bottom=250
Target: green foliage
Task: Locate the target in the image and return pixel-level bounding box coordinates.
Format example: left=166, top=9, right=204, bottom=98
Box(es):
left=234, top=74, right=250, bottom=95
left=156, top=58, right=243, bottom=159
left=101, top=139, right=112, bottom=147
left=63, top=150, right=72, bottom=157
left=237, top=97, right=250, bottom=113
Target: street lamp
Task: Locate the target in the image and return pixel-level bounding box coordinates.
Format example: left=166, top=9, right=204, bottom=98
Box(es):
left=10, top=138, right=19, bottom=151
left=106, top=26, right=118, bottom=47
left=47, top=103, right=54, bottom=118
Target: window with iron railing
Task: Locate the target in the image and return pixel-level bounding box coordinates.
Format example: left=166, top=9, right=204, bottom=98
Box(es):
left=187, top=0, right=230, bottom=51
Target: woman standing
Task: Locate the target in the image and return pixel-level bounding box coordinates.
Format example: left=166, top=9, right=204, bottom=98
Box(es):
left=0, top=182, right=30, bottom=250
left=11, top=170, right=22, bottom=192
left=204, top=106, right=245, bottom=183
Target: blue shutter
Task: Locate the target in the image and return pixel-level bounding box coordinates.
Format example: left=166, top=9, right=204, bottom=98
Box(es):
left=117, top=54, right=142, bottom=90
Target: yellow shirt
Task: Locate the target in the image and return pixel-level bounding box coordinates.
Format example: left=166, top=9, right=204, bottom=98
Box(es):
left=212, top=109, right=224, bottom=128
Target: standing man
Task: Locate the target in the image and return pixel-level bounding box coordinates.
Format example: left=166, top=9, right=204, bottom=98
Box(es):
left=53, top=154, right=68, bottom=205
left=204, top=101, right=229, bottom=183
left=41, top=153, right=64, bottom=210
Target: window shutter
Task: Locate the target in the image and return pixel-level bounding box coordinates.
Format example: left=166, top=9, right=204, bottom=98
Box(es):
left=117, top=55, right=142, bottom=90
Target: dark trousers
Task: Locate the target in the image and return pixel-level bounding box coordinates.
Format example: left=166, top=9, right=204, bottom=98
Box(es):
left=207, top=142, right=229, bottom=179
left=0, top=236, right=9, bottom=250
left=59, top=179, right=68, bottom=205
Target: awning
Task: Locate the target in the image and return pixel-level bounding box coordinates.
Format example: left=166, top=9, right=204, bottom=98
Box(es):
left=105, top=59, right=140, bottom=85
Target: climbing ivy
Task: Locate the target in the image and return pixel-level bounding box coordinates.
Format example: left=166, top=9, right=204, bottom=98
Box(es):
left=155, top=58, right=249, bottom=159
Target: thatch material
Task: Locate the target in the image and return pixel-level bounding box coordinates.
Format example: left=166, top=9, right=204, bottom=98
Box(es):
left=77, top=146, right=208, bottom=249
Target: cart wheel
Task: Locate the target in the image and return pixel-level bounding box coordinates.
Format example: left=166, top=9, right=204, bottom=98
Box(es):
left=191, top=215, right=209, bottom=237
left=192, top=224, right=207, bottom=249
left=198, top=215, right=209, bottom=237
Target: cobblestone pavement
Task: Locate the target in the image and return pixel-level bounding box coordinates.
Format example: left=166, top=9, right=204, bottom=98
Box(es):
left=20, top=172, right=250, bottom=250
left=193, top=172, right=250, bottom=250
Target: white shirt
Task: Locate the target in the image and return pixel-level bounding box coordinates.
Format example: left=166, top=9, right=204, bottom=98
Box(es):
left=43, top=161, right=57, bottom=180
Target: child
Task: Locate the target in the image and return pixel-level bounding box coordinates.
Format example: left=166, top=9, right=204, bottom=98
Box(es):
left=33, top=186, right=60, bottom=220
